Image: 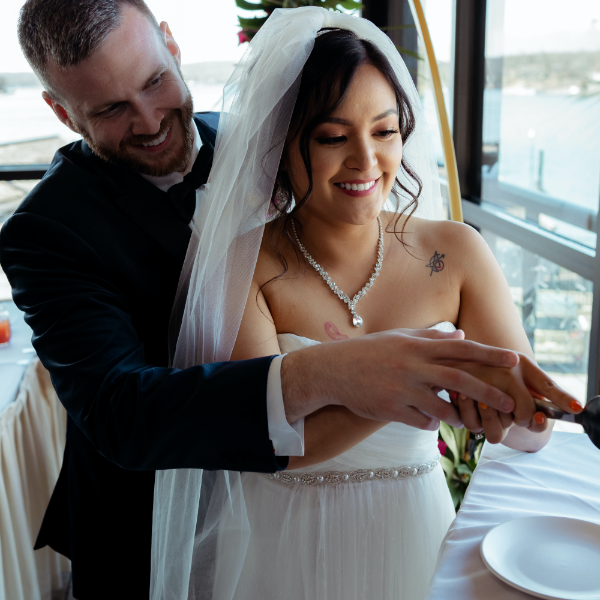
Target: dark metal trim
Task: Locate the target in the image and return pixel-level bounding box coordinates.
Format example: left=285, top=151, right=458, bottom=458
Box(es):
left=0, top=165, right=49, bottom=181
left=361, top=0, right=388, bottom=28
left=453, top=0, right=487, bottom=201
left=362, top=0, right=419, bottom=84
left=462, top=201, right=596, bottom=281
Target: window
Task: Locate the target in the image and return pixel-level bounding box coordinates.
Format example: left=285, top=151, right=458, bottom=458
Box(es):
left=456, top=0, right=600, bottom=411
left=481, top=229, right=592, bottom=404
left=481, top=0, right=600, bottom=250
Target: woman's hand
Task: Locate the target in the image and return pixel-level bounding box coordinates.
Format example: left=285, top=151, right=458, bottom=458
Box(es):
left=447, top=354, right=583, bottom=449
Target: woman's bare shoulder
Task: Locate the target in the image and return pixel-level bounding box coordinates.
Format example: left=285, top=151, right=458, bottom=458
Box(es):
left=382, top=212, right=488, bottom=278
left=413, top=216, right=480, bottom=245
left=383, top=212, right=482, bottom=249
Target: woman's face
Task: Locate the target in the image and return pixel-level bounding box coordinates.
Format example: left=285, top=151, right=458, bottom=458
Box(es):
left=287, top=63, right=403, bottom=227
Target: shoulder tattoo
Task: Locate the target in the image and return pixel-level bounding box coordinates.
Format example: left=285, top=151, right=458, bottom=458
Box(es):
left=426, top=251, right=445, bottom=276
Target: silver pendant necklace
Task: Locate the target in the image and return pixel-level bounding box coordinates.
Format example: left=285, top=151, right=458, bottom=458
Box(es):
left=291, top=215, right=384, bottom=328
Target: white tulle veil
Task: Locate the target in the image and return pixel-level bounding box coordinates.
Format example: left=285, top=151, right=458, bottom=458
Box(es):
left=150, top=7, right=443, bottom=599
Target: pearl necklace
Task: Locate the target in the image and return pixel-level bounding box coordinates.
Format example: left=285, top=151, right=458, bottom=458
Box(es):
left=291, top=216, right=384, bottom=328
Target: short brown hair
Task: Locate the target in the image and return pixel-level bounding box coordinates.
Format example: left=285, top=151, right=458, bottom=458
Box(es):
left=18, top=0, right=162, bottom=99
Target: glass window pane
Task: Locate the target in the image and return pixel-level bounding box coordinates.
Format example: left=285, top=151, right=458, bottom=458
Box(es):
left=481, top=227, right=591, bottom=431
left=1, top=1, right=80, bottom=160
left=482, top=0, right=600, bottom=249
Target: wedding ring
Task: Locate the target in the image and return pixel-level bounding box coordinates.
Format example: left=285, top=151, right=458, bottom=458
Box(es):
left=474, top=432, right=484, bottom=440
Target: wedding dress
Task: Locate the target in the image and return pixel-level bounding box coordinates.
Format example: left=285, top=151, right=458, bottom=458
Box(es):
left=215, top=324, right=457, bottom=600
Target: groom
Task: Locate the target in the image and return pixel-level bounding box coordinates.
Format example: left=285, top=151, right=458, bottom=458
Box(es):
left=0, top=1, right=574, bottom=598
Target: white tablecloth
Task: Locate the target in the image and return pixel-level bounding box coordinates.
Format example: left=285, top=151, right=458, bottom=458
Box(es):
left=427, top=431, right=600, bottom=599
left=0, top=358, right=69, bottom=600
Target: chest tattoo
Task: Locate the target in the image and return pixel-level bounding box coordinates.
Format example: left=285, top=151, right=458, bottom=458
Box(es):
left=324, top=321, right=349, bottom=341
left=426, top=251, right=445, bottom=276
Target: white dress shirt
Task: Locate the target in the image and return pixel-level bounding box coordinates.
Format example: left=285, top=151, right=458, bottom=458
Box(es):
left=142, top=121, right=304, bottom=457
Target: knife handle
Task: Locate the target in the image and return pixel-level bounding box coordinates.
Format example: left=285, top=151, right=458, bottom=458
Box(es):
left=534, top=398, right=576, bottom=423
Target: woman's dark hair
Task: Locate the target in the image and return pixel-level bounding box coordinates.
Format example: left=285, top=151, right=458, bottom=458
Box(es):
left=266, top=28, right=423, bottom=281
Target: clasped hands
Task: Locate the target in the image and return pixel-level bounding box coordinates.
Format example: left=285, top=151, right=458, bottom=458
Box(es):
left=346, top=326, right=583, bottom=446
left=434, top=333, right=583, bottom=447
left=445, top=353, right=583, bottom=445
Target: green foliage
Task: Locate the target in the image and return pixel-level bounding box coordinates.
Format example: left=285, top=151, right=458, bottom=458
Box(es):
left=394, top=46, right=422, bottom=61
left=235, top=0, right=363, bottom=41
left=439, top=422, right=484, bottom=510
left=238, top=15, right=269, bottom=30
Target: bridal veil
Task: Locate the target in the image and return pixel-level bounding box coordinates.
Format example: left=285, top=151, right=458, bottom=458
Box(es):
left=150, top=7, right=444, bottom=599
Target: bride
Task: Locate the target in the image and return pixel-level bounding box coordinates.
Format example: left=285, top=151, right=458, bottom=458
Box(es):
left=151, top=7, right=570, bottom=600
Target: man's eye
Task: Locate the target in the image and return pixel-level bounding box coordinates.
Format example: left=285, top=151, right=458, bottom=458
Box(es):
left=315, top=135, right=346, bottom=145
left=99, top=103, right=122, bottom=117
left=149, top=76, right=162, bottom=87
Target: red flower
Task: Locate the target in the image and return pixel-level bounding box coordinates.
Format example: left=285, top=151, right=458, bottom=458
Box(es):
left=438, top=439, right=447, bottom=456
left=238, top=30, right=251, bottom=45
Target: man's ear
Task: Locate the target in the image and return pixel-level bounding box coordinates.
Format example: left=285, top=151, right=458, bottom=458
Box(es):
left=160, top=21, right=181, bottom=66
left=42, top=91, right=80, bottom=134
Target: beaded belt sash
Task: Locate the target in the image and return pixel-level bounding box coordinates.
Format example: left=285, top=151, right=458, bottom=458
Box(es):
left=264, top=454, right=441, bottom=486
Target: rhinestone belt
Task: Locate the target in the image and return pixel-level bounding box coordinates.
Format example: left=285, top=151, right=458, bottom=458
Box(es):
left=264, top=455, right=441, bottom=486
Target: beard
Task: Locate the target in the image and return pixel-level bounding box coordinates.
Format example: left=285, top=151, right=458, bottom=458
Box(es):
left=76, top=92, right=195, bottom=177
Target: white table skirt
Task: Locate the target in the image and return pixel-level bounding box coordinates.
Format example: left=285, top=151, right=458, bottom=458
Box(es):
left=0, top=359, right=68, bottom=600
left=426, top=431, right=600, bottom=599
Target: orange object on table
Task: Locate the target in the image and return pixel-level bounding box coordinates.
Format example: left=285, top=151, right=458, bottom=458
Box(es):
left=0, top=318, right=10, bottom=345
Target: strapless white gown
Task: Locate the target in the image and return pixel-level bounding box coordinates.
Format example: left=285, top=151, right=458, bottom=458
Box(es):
left=216, top=323, right=456, bottom=600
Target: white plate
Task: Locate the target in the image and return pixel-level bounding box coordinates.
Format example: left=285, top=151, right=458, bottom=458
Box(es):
left=480, top=516, right=600, bottom=600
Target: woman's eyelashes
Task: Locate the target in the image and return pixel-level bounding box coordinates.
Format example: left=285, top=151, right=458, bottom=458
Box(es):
left=314, top=129, right=399, bottom=145
left=315, top=135, right=346, bottom=145
left=376, top=128, right=399, bottom=138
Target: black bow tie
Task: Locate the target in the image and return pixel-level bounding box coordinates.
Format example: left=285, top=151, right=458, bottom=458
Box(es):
left=167, top=142, right=214, bottom=224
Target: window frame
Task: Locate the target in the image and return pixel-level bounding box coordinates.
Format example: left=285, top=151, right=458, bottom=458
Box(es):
left=0, top=165, right=48, bottom=181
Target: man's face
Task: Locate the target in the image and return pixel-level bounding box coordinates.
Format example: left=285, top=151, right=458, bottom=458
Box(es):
left=44, top=5, right=194, bottom=176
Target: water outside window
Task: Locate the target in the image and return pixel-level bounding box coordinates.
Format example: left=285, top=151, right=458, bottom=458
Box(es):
left=482, top=0, right=600, bottom=249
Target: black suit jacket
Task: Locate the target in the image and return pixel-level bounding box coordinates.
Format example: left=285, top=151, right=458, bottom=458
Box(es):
left=0, top=113, right=286, bottom=600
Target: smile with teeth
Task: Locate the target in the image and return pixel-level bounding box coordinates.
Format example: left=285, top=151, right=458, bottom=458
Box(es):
left=336, top=179, right=377, bottom=191
left=141, top=126, right=170, bottom=147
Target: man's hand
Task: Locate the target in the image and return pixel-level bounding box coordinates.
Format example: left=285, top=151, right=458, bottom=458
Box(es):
left=448, top=355, right=583, bottom=444
left=281, top=327, right=520, bottom=428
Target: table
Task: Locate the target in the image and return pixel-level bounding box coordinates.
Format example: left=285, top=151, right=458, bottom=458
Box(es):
left=427, top=431, right=600, bottom=599
left=0, top=301, right=69, bottom=600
